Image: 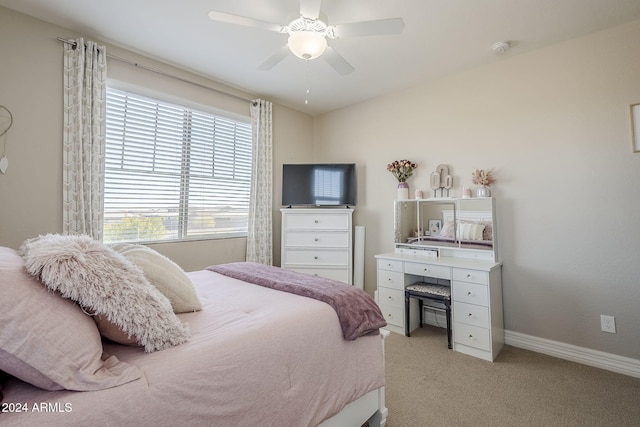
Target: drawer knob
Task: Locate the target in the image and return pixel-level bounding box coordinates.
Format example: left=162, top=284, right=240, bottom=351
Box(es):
left=314, top=220, right=319, bottom=223
left=387, top=278, right=392, bottom=281
left=388, top=296, right=393, bottom=299
left=314, top=256, right=318, bottom=260
left=468, top=334, right=474, bottom=339
left=467, top=291, right=472, bottom=296
left=467, top=274, right=472, bottom=278
left=468, top=313, right=473, bottom=317
left=314, top=238, right=319, bottom=242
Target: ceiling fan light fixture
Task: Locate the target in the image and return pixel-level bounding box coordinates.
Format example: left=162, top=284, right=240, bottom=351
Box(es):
left=287, top=31, right=327, bottom=60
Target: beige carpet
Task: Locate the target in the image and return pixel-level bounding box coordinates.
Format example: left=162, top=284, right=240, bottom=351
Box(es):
left=382, top=326, right=640, bottom=427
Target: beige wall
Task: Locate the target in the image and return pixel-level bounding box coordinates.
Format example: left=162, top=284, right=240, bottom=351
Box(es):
left=0, top=7, right=313, bottom=271
left=314, top=20, right=640, bottom=359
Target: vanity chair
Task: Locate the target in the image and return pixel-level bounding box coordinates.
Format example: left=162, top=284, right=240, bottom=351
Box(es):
left=404, top=282, right=452, bottom=349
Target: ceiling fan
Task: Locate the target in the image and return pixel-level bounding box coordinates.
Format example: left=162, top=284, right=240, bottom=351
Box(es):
left=208, top=0, right=404, bottom=75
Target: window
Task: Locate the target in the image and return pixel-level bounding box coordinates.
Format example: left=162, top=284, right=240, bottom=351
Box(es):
left=104, top=88, right=252, bottom=243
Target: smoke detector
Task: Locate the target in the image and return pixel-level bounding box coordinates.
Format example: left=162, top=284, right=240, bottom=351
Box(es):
left=492, top=41, right=510, bottom=54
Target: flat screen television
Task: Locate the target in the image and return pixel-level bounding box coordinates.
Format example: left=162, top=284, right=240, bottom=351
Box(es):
left=282, top=163, right=356, bottom=207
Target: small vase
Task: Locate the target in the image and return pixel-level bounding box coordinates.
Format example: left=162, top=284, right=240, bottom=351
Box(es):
left=397, top=181, right=409, bottom=200
left=477, top=186, right=491, bottom=198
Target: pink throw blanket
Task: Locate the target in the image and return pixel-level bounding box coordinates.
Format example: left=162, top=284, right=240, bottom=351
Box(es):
left=207, top=262, right=386, bottom=340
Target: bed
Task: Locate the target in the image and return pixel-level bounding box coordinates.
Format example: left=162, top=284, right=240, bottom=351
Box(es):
left=0, top=237, right=388, bottom=427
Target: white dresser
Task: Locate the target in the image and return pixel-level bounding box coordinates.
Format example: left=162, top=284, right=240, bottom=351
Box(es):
left=375, top=253, right=503, bottom=362
left=280, top=208, right=353, bottom=284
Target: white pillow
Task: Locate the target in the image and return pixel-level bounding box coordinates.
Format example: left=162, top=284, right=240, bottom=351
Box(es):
left=457, top=222, right=485, bottom=241
left=110, top=243, right=202, bottom=313
left=20, top=234, right=190, bottom=352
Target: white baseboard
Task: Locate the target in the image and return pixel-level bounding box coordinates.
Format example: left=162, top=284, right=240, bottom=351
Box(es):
left=505, top=330, right=640, bottom=379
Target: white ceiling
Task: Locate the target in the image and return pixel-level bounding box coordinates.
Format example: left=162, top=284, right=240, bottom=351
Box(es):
left=2, top=0, right=640, bottom=115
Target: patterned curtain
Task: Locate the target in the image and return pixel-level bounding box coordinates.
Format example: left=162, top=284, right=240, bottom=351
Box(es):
left=62, top=38, right=107, bottom=239
left=246, top=99, right=273, bottom=264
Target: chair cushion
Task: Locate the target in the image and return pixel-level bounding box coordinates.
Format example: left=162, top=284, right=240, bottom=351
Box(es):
left=406, top=282, right=451, bottom=298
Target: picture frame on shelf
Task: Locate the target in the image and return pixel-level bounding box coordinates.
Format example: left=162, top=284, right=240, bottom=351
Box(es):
left=429, top=219, right=442, bottom=236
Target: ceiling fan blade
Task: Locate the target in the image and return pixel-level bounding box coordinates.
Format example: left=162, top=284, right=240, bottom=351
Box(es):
left=208, top=11, right=283, bottom=33
left=299, top=0, right=322, bottom=19
left=258, top=45, right=291, bottom=71
left=323, top=47, right=354, bottom=76
left=332, top=17, right=404, bottom=38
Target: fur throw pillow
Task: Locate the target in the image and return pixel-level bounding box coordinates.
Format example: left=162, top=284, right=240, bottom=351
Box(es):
left=20, top=234, right=190, bottom=352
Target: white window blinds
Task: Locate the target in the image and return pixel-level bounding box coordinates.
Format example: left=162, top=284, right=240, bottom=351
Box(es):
left=104, top=88, right=252, bottom=243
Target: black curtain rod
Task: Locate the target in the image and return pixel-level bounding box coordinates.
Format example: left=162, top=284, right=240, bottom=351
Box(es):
left=57, top=37, right=254, bottom=104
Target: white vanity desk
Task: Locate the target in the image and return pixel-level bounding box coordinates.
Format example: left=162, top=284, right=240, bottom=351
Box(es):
left=376, top=197, right=504, bottom=362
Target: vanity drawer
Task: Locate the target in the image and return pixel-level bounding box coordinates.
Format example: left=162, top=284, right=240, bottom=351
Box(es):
left=453, top=301, right=489, bottom=328
left=404, top=262, right=451, bottom=280
left=454, top=322, right=491, bottom=351
left=377, top=258, right=403, bottom=273
left=379, top=304, right=404, bottom=328
left=452, top=281, right=488, bottom=306
left=283, top=249, right=349, bottom=266
left=378, top=270, right=405, bottom=291
left=378, top=287, right=404, bottom=308
left=285, top=213, right=349, bottom=230
left=452, top=268, right=488, bottom=285
left=284, top=231, right=349, bottom=248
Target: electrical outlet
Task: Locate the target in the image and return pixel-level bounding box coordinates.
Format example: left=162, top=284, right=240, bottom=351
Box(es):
left=601, top=315, right=616, bottom=333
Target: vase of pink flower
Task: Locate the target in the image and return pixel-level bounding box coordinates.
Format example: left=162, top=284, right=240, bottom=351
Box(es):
left=387, top=159, right=417, bottom=200
left=471, top=169, right=496, bottom=197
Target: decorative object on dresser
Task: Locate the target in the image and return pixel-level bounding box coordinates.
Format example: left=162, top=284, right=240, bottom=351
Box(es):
left=280, top=208, right=354, bottom=284
left=429, top=164, right=453, bottom=197
left=471, top=168, right=496, bottom=198
left=377, top=196, right=503, bottom=362
left=387, top=159, right=417, bottom=200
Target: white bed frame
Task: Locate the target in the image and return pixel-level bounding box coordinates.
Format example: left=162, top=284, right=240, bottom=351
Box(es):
left=319, top=330, right=389, bottom=427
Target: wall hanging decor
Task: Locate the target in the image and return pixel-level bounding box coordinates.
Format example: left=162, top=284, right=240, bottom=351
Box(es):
left=0, top=105, right=13, bottom=174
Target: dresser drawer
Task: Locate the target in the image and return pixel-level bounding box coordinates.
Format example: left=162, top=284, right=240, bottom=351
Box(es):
left=284, top=231, right=349, bottom=248
left=378, top=287, right=404, bottom=308
left=379, top=304, right=404, bottom=328
left=452, top=268, right=488, bottom=285
left=378, top=269, right=404, bottom=291
left=454, top=322, right=491, bottom=351
left=452, top=281, right=488, bottom=306
left=287, top=267, right=349, bottom=283
left=453, top=301, right=489, bottom=328
left=283, top=249, right=349, bottom=266
left=377, top=258, right=403, bottom=272
left=404, top=262, right=451, bottom=280
left=284, top=213, right=349, bottom=230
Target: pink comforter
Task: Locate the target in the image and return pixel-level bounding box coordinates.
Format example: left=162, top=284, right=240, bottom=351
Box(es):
left=1, top=270, right=385, bottom=427
left=207, top=262, right=387, bottom=340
